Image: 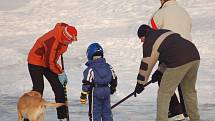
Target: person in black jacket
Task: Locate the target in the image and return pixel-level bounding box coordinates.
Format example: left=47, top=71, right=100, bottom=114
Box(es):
left=134, top=24, right=200, bottom=121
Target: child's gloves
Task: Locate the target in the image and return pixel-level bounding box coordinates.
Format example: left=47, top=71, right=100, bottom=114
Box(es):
left=80, top=92, right=87, bottom=104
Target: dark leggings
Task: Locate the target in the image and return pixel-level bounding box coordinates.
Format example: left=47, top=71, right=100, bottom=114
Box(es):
left=28, top=63, right=67, bottom=119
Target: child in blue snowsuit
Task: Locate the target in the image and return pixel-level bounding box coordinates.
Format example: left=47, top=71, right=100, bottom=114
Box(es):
left=80, top=43, right=117, bottom=121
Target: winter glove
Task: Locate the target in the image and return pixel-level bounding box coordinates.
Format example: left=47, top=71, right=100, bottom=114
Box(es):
left=134, top=83, right=145, bottom=97
left=110, top=86, right=116, bottom=94
left=80, top=92, right=87, bottom=104
left=151, top=70, right=163, bottom=83
left=58, top=72, right=68, bottom=85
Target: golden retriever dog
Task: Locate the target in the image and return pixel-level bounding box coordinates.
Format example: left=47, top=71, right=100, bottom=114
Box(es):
left=17, top=91, right=65, bottom=121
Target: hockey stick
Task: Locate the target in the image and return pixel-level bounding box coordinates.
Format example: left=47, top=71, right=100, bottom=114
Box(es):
left=61, top=55, right=70, bottom=121
left=111, top=80, right=152, bottom=109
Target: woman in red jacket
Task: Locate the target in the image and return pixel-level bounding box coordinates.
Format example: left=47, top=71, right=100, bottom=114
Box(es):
left=27, top=22, right=77, bottom=121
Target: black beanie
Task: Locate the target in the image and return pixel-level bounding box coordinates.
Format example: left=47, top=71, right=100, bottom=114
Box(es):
left=137, top=24, right=151, bottom=38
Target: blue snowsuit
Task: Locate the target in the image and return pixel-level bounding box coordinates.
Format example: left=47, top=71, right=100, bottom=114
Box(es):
left=82, top=58, right=117, bottom=121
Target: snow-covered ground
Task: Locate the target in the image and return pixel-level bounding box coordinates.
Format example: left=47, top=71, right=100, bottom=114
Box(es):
left=0, top=0, right=215, bottom=120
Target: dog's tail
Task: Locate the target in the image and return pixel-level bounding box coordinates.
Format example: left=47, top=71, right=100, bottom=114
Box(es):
left=44, top=102, right=65, bottom=107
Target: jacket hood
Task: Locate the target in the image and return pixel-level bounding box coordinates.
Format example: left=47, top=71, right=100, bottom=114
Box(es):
left=53, top=23, right=68, bottom=44
left=86, top=58, right=110, bottom=78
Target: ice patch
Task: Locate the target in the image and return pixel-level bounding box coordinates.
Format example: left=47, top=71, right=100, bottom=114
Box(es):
left=0, top=47, right=25, bottom=67
left=0, top=0, right=29, bottom=11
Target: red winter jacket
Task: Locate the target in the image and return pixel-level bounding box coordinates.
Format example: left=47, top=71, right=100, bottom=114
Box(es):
left=28, top=23, right=69, bottom=74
